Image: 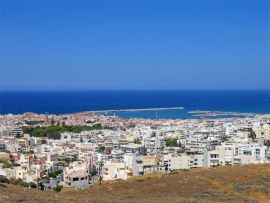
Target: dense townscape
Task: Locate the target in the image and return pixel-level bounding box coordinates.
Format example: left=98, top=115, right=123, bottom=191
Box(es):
left=0, top=112, right=270, bottom=191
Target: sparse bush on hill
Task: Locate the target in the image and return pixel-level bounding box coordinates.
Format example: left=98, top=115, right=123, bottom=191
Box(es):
left=0, top=164, right=269, bottom=203
left=0, top=175, right=10, bottom=183
left=234, top=183, right=243, bottom=191
left=9, top=178, right=31, bottom=187
left=53, top=185, right=63, bottom=192
left=29, top=182, right=37, bottom=188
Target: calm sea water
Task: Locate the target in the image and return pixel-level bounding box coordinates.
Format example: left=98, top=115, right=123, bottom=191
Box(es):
left=0, top=90, right=270, bottom=119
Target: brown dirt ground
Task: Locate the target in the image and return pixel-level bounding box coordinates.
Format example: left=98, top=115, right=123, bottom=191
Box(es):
left=0, top=164, right=269, bottom=203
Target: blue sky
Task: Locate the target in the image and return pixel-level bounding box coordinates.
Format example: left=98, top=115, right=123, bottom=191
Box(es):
left=1, top=0, right=269, bottom=90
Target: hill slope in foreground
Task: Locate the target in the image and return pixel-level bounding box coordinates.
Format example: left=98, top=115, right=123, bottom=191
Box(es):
left=1, top=164, right=270, bottom=203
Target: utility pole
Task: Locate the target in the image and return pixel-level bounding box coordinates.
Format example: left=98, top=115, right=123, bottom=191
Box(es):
left=144, top=138, right=146, bottom=155
left=99, top=160, right=103, bottom=186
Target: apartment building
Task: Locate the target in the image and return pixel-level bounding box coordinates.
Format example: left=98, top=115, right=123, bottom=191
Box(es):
left=102, top=160, right=128, bottom=181
left=63, top=162, right=89, bottom=187
left=161, top=153, right=203, bottom=171
left=132, top=154, right=163, bottom=176
left=203, top=143, right=267, bottom=167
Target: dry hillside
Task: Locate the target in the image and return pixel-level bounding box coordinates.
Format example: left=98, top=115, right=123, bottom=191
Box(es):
left=0, top=164, right=270, bottom=203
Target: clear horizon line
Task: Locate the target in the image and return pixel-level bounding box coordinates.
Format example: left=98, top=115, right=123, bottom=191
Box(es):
left=0, top=89, right=270, bottom=92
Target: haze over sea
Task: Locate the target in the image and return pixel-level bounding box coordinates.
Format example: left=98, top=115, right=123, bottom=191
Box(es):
left=0, top=90, right=270, bottom=119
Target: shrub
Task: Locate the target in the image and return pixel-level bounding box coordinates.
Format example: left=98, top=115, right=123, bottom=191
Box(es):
left=48, top=170, right=63, bottom=178
left=0, top=175, right=10, bottom=183
left=53, top=185, right=63, bottom=192
left=135, top=179, right=145, bottom=182
left=169, top=170, right=180, bottom=175
left=0, top=159, right=20, bottom=168
left=234, top=183, right=242, bottom=191
left=20, top=181, right=29, bottom=187
left=10, top=178, right=22, bottom=185
left=166, top=138, right=178, bottom=147
left=134, top=138, right=141, bottom=144
left=29, top=182, right=37, bottom=188
left=10, top=178, right=30, bottom=187
left=98, top=146, right=105, bottom=153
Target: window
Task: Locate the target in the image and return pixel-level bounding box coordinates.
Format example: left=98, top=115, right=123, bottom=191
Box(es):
left=73, top=177, right=79, bottom=181
left=210, top=154, right=218, bottom=158
left=243, top=150, right=251, bottom=155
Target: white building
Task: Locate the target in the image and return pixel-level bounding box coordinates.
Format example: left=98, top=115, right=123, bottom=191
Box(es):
left=63, top=162, right=89, bottom=187
left=203, top=143, right=268, bottom=167
left=102, top=160, right=128, bottom=181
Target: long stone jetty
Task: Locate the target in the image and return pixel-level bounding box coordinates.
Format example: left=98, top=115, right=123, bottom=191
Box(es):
left=86, top=106, right=184, bottom=113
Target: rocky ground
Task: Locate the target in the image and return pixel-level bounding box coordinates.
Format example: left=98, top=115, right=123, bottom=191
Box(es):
left=1, top=164, right=270, bottom=203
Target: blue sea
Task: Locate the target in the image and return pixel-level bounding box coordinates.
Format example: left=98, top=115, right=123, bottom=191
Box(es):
left=0, top=90, right=270, bottom=119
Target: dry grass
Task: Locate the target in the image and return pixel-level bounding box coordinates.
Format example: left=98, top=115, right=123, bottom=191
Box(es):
left=1, top=164, right=269, bottom=203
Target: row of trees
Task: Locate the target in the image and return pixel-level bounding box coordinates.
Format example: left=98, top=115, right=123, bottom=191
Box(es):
left=48, top=170, right=63, bottom=178
left=24, top=120, right=43, bottom=125
left=22, top=124, right=103, bottom=139
left=0, top=176, right=63, bottom=192
left=58, top=154, right=77, bottom=163
left=0, top=159, right=20, bottom=168
left=0, top=176, right=37, bottom=188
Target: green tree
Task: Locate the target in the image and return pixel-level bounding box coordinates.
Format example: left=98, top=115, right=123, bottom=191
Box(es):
left=72, top=154, right=77, bottom=162
left=134, top=138, right=141, bottom=144
left=0, top=159, right=20, bottom=168
left=265, top=140, right=270, bottom=147
left=249, top=130, right=256, bottom=141
left=22, top=124, right=103, bottom=140
left=151, top=132, right=156, bottom=137
left=29, top=182, right=37, bottom=188
left=48, top=170, right=63, bottom=178
left=28, top=150, right=35, bottom=154
left=51, top=118, right=55, bottom=126
left=16, top=132, right=21, bottom=139
left=166, top=138, right=178, bottom=147
left=98, top=146, right=105, bottom=153
left=62, top=157, right=71, bottom=163
left=24, top=120, right=41, bottom=125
